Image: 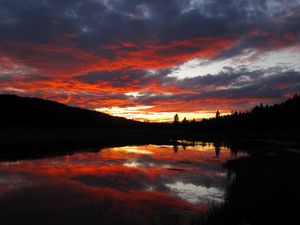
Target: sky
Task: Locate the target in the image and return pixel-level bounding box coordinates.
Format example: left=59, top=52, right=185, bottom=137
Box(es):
left=0, top=0, right=300, bottom=122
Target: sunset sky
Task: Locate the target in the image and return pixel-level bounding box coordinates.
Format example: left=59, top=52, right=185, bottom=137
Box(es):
left=1, top=0, right=300, bottom=122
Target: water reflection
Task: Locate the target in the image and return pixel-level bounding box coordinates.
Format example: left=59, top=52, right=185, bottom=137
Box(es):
left=0, top=142, right=247, bottom=225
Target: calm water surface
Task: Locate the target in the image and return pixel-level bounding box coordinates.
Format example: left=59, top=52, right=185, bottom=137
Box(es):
left=0, top=142, right=246, bottom=225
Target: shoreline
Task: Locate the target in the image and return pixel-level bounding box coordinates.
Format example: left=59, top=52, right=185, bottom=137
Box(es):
left=1, top=126, right=300, bottom=160
left=204, top=140, right=300, bottom=225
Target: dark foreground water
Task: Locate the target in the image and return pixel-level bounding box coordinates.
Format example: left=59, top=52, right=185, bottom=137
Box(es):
left=0, top=142, right=246, bottom=225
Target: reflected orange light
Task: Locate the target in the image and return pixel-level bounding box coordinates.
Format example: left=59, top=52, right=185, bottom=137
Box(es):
left=0, top=143, right=247, bottom=224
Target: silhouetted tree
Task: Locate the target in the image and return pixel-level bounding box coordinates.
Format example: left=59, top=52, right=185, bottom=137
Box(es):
left=173, top=114, right=179, bottom=124
left=213, top=142, right=221, bottom=158
left=173, top=144, right=178, bottom=153
left=181, top=117, right=187, bottom=124
left=216, top=110, right=220, bottom=118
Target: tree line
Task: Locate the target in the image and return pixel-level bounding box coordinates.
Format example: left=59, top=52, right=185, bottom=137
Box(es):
left=173, top=94, right=300, bottom=130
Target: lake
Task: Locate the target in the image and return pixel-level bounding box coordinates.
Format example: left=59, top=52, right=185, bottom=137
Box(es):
left=0, top=141, right=247, bottom=225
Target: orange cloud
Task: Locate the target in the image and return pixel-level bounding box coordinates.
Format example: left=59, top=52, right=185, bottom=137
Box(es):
left=145, top=97, right=274, bottom=113
left=1, top=36, right=237, bottom=79
left=113, top=37, right=238, bottom=70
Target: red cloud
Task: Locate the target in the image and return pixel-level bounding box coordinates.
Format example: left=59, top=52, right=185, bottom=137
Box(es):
left=1, top=36, right=237, bottom=79
left=146, top=97, right=274, bottom=113
left=268, top=33, right=297, bottom=50
left=113, top=37, right=238, bottom=70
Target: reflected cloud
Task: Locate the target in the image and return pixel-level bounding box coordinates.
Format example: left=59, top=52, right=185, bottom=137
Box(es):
left=123, top=161, right=144, bottom=168
left=165, top=181, right=224, bottom=204
left=110, top=146, right=153, bottom=155
left=0, top=174, right=32, bottom=195
left=0, top=141, right=247, bottom=225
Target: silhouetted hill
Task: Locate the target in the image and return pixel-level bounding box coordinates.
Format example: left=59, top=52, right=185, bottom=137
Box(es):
left=199, top=94, right=300, bottom=130
left=0, top=94, right=140, bottom=128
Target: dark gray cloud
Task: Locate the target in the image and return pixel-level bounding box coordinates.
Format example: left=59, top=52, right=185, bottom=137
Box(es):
left=76, top=70, right=150, bottom=85
left=133, top=68, right=300, bottom=107
left=1, top=0, right=299, bottom=50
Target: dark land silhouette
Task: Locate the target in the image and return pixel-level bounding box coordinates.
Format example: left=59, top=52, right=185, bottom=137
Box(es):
left=1, top=93, right=300, bottom=130
left=0, top=94, right=300, bottom=160
left=0, top=94, right=178, bottom=159
left=0, top=94, right=141, bottom=128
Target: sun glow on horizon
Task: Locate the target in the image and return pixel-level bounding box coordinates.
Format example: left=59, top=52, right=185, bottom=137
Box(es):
left=95, top=106, right=230, bottom=122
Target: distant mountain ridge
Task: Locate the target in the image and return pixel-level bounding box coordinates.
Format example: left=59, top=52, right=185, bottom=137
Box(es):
left=0, top=94, right=140, bottom=128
